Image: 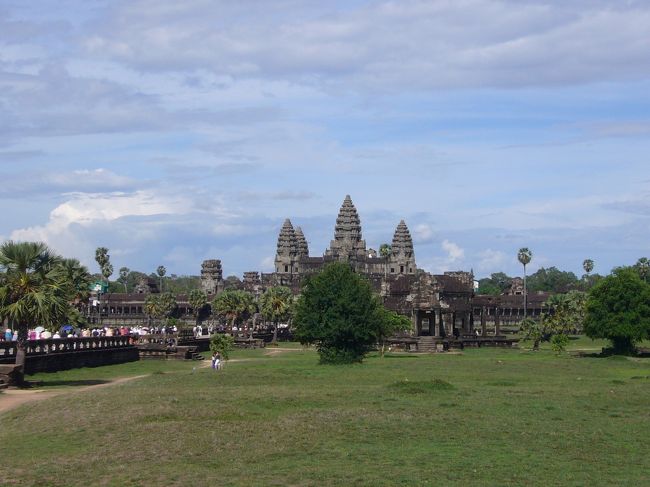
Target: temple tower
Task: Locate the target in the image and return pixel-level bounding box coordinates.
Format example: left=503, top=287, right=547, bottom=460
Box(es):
left=325, top=195, right=367, bottom=261
left=389, top=220, right=416, bottom=275
left=275, top=219, right=298, bottom=274
left=201, top=259, right=224, bottom=296
left=294, top=226, right=309, bottom=258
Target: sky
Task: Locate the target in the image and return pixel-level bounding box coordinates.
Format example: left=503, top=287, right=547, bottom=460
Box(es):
left=1, top=0, right=649, bottom=279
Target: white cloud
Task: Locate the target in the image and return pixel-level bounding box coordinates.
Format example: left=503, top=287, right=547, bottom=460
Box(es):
left=475, top=248, right=507, bottom=274
left=80, top=1, right=650, bottom=90
left=442, top=239, right=464, bottom=262
left=414, top=223, right=434, bottom=243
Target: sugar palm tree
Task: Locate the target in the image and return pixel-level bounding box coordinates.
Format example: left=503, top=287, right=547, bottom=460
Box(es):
left=517, top=248, right=533, bottom=318
left=157, top=265, right=166, bottom=292
left=260, top=286, right=294, bottom=344
left=188, top=289, right=208, bottom=328
left=95, top=247, right=109, bottom=282
left=0, top=241, right=71, bottom=384
left=582, top=259, right=594, bottom=276
left=379, top=243, right=391, bottom=277
left=118, top=267, right=130, bottom=293
left=212, top=290, right=254, bottom=335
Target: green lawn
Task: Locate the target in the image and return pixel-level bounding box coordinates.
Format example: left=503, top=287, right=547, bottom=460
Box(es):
left=1, top=345, right=649, bottom=486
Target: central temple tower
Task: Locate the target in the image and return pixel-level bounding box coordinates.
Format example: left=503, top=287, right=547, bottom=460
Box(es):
left=325, top=195, right=367, bottom=261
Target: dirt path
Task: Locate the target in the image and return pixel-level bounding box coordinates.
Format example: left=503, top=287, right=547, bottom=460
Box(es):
left=0, top=374, right=147, bottom=416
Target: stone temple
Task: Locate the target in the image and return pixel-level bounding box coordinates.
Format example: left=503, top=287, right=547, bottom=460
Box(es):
left=242, top=195, right=478, bottom=339
left=100, top=195, right=543, bottom=348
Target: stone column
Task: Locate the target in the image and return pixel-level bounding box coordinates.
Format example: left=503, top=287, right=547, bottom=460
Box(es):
left=481, top=308, right=487, bottom=337
left=434, top=310, right=441, bottom=337
left=495, top=308, right=501, bottom=336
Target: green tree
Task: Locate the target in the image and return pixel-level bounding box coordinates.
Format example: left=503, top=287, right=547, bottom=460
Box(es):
left=212, top=289, right=254, bottom=335
left=477, top=272, right=513, bottom=295
left=583, top=259, right=594, bottom=276
left=157, top=265, right=166, bottom=292
left=0, top=241, right=72, bottom=383
left=550, top=333, right=569, bottom=355
left=188, top=289, right=208, bottom=327
left=635, top=257, right=650, bottom=283
left=376, top=308, right=412, bottom=357
left=519, top=318, right=544, bottom=351
left=259, top=286, right=294, bottom=344
left=584, top=267, right=650, bottom=354
left=144, top=294, right=159, bottom=327
left=293, top=262, right=383, bottom=364
left=157, top=292, right=177, bottom=321
left=543, top=291, right=587, bottom=334
left=209, top=333, right=235, bottom=361
left=118, top=267, right=130, bottom=292
left=527, top=267, right=579, bottom=293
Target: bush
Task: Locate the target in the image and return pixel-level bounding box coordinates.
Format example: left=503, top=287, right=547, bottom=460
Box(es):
left=550, top=334, right=569, bottom=354
left=210, top=333, right=235, bottom=360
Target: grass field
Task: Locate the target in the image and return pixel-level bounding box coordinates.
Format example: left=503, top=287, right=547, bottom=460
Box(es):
left=1, top=341, right=649, bottom=486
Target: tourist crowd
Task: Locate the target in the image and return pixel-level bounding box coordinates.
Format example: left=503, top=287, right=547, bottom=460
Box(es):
left=1, top=324, right=181, bottom=341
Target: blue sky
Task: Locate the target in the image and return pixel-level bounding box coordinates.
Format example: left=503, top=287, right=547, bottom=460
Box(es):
left=1, top=0, right=649, bottom=278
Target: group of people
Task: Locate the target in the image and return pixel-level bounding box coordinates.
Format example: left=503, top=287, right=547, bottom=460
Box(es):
left=0, top=324, right=183, bottom=342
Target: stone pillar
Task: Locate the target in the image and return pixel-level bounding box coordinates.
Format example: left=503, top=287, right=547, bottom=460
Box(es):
left=433, top=310, right=440, bottom=337
left=495, top=308, right=501, bottom=336
left=447, top=313, right=454, bottom=337
left=481, top=308, right=487, bottom=337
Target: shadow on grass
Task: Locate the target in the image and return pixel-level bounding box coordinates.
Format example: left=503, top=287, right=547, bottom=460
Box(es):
left=32, top=379, right=111, bottom=388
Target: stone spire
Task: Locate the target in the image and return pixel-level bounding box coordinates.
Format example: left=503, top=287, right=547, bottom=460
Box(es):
left=326, top=195, right=366, bottom=259
left=391, top=220, right=414, bottom=258
left=294, top=226, right=309, bottom=258
left=275, top=219, right=297, bottom=274
left=276, top=219, right=297, bottom=257
left=389, top=220, right=416, bottom=274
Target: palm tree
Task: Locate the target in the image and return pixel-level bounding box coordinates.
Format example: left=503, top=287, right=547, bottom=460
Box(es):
left=188, top=289, right=208, bottom=328
left=379, top=243, right=391, bottom=277
left=157, top=265, right=166, bottom=292
left=118, top=267, right=130, bottom=293
left=212, top=290, right=254, bottom=335
left=0, top=241, right=71, bottom=384
left=583, top=259, right=594, bottom=276
left=59, top=258, right=92, bottom=319
left=95, top=247, right=109, bottom=281
left=144, top=294, right=159, bottom=327
left=517, top=248, right=533, bottom=318
left=259, top=286, right=294, bottom=344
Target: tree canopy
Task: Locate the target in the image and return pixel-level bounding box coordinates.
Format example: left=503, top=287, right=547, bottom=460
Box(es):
left=293, top=262, right=403, bottom=364
left=259, top=286, right=294, bottom=343
left=584, top=267, right=650, bottom=354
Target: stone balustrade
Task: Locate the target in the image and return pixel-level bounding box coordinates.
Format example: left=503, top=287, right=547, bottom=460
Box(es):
left=0, top=335, right=134, bottom=361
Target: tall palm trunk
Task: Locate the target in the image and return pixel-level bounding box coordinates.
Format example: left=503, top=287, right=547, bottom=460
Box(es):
left=523, top=264, right=527, bottom=319
left=14, top=321, right=28, bottom=385
left=272, top=319, right=278, bottom=344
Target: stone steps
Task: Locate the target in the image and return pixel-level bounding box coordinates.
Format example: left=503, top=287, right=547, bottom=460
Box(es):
left=418, top=336, right=437, bottom=353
